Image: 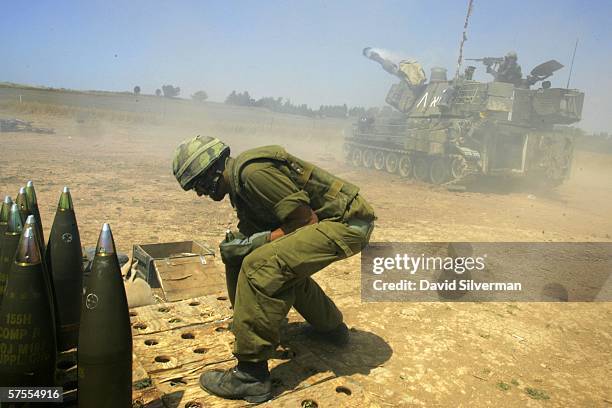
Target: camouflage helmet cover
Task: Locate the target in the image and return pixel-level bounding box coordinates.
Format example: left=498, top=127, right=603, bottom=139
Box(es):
left=172, top=135, right=230, bottom=190
left=505, top=51, right=518, bottom=60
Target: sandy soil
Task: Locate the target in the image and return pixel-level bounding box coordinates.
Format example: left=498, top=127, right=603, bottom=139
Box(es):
left=1, top=108, right=611, bottom=407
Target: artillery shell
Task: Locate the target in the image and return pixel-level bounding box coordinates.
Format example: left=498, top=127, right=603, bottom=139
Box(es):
left=15, top=187, right=30, bottom=224
left=0, top=196, right=12, bottom=239
left=78, top=223, right=132, bottom=407
left=0, top=204, right=23, bottom=304
left=25, top=181, right=45, bottom=251
left=47, top=187, right=83, bottom=351
left=0, top=225, right=57, bottom=386
left=25, top=215, right=60, bottom=353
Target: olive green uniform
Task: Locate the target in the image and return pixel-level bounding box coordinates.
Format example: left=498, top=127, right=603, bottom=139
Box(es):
left=496, top=60, right=522, bottom=86
left=224, top=146, right=375, bottom=362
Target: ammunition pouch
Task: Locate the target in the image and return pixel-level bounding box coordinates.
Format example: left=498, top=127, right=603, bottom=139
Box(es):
left=346, top=218, right=374, bottom=248
left=219, top=231, right=271, bottom=266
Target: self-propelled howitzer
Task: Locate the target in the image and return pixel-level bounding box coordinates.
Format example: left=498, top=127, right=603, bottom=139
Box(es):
left=344, top=48, right=584, bottom=186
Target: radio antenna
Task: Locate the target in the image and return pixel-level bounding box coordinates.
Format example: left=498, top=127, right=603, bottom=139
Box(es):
left=455, top=0, right=475, bottom=79
left=566, top=38, right=579, bottom=88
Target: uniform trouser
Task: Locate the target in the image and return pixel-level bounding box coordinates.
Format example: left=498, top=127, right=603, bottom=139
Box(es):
left=226, top=219, right=372, bottom=362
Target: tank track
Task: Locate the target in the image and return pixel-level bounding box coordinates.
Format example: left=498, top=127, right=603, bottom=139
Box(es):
left=344, top=141, right=480, bottom=186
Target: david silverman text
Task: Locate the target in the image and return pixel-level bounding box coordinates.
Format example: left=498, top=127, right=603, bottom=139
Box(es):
left=372, top=279, right=522, bottom=291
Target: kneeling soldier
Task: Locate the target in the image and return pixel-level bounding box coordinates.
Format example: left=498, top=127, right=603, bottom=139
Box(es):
left=172, top=136, right=375, bottom=403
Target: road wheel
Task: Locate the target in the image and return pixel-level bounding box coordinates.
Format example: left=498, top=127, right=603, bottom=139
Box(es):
left=343, top=145, right=352, bottom=162
left=350, top=148, right=363, bottom=167
left=385, top=152, right=400, bottom=173
left=397, top=155, right=412, bottom=178
left=450, top=156, right=468, bottom=180
left=413, top=156, right=430, bottom=182
left=429, top=157, right=450, bottom=184
left=363, top=149, right=375, bottom=168
left=373, top=151, right=385, bottom=170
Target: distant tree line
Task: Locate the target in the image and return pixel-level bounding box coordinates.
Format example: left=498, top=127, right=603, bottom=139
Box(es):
left=224, top=90, right=372, bottom=118
left=133, top=84, right=182, bottom=98
left=131, top=85, right=377, bottom=118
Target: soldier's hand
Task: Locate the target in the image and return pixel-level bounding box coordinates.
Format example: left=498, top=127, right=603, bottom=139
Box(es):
left=219, top=231, right=271, bottom=266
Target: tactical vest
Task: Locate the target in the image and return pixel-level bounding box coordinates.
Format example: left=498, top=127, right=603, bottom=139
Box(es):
left=228, top=146, right=361, bottom=234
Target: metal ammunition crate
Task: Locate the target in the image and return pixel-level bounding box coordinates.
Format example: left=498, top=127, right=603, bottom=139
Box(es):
left=132, top=241, right=225, bottom=302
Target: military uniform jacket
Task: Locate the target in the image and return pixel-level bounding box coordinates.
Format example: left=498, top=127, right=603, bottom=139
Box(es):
left=226, top=145, right=375, bottom=236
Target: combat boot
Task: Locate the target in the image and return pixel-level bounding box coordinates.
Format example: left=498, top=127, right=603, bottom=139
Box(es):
left=304, top=322, right=350, bottom=347
left=199, top=361, right=272, bottom=403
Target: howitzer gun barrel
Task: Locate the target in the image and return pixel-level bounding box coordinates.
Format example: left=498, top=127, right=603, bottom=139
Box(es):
left=363, top=47, right=402, bottom=78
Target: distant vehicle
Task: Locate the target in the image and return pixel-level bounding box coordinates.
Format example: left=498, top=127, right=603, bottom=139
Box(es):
left=0, top=118, right=54, bottom=134
left=344, top=48, right=584, bottom=187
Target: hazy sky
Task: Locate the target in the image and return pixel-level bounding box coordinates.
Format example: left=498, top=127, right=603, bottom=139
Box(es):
left=2, top=0, right=611, bottom=131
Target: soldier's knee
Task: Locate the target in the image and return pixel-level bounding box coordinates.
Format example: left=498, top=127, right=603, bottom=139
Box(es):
left=241, top=245, right=272, bottom=274
left=239, top=244, right=286, bottom=296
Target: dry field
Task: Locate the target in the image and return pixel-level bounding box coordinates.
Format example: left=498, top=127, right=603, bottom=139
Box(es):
left=1, top=90, right=611, bottom=407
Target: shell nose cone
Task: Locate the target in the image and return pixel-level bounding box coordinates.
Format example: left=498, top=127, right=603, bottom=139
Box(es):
left=25, top=215, right=36, bottom=225
left=96, top=223, right=116, bottom=255
left=8, top=203, right=23, bottom=233
left=25, top=180, right=39, bottom=204
left=0, top=196, right=13, bottom=222
left=16, top=187, right=29, bottom=211
left=15, top=226, right=41, bottom=264
left=58, top=187, right=74, bottom=210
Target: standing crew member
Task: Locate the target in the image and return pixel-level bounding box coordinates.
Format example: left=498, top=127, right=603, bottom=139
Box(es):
left=487, top=51, right=523, bottom=86
left=172, top=136, right=376, bottom=403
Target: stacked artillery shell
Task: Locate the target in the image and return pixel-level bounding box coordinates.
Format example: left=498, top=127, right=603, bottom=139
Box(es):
left=47, top=187, right=83, bottom=351
left=0, top=196, right=12, bottom=238
left=25, top=215, right=61, bottom=351
left=78, top=223, right=132, bottom=407
left=0, top=225, right=57, bottom=386
left=15, top=187, right=30, bottom=224
left=0, top=204, right=24, bottom=304
left=0, top=196, right=13, bottom=294
left=25, top=181, right=45, bottom=252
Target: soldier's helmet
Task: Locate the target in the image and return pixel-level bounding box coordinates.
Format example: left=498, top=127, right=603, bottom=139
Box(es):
left=172, top=136, right=230, bottom=191
left=505, top=51, right=518, bottom=61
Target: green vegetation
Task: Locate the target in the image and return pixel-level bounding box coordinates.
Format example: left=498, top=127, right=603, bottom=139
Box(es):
left=161, top=84, right=180, bottom=98
left=496, top=382, right=511, bottom=391
left=224, top=90, right=371, bottom=118
left=191, top=90, right=208, bottom=102
left=525, top=387, right=550, bottom=400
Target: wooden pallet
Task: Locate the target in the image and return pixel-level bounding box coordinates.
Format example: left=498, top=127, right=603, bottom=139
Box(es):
left=130, top=294, right=373, bottom=407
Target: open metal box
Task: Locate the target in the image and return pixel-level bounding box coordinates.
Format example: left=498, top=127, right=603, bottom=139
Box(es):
left=132, top=241, right=226, bottom=302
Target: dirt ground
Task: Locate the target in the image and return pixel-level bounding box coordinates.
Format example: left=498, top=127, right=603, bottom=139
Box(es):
left=1, top=105, right=611, bottom=407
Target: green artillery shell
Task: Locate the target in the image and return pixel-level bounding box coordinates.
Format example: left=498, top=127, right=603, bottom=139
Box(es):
left=0, top=225, right=57, bottom=386
left=15, top=187, right=30, bottom=225
left=78, top=223, right=132, bottom=407
left=0, top=204, right=23, bottom=304
left=25, top=215, right=61, bottom=356
left=25, top=181, right=45, bottom=252
left=0, top=196, right=12, bottom=239
left=47, top=187, right=83, bottom=351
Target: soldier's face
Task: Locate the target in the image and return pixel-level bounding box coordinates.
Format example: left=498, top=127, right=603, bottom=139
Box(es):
left=194, top=172, right=227, bottom=201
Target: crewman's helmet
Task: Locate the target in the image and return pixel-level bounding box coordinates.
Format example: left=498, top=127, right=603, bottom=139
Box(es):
left=172, top=136, right=230, bottom=191
left=505, top=51, right=518, bottom=61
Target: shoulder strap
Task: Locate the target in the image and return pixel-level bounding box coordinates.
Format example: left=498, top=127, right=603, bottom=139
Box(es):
left=231, top=146, right=288, bottom=196
left=231, top=145, right=316, bottom=197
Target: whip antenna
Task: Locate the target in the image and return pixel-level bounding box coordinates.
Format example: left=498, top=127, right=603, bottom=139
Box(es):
left=455, top=0, right=475, bottom=79
left=566, top=37, right=579, bottom=88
